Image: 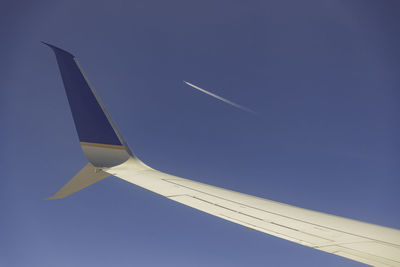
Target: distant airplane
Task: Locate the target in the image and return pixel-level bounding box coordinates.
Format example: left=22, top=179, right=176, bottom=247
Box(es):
left=183, top=80, right=255, bottom=113
left=44, top=43, right=400, bottom=267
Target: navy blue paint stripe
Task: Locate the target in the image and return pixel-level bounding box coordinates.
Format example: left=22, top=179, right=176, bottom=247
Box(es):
left=45, top=43, right=122, bottom=146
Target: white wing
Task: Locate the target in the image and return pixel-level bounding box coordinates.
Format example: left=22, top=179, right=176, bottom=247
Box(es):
left=106, top=158, right=400, bottom=267
left=45, top=43, right=400, bottom=267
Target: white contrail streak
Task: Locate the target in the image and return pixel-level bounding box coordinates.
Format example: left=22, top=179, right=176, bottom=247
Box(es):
left=184, top=81, right=255, bottom=114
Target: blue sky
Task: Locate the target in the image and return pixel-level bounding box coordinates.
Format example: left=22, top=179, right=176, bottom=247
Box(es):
left=1, top=1, right=399, bottom=266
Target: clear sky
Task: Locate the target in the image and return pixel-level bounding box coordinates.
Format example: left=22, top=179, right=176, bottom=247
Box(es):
left=1, top=1, right=399, bottom=266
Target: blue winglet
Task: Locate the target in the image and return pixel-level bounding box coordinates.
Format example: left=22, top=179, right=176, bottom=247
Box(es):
left=44, top=43, right=133, bottom=166
left=44, top=42, right=123, bottom=146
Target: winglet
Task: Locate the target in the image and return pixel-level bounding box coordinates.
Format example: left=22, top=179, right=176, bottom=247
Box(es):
left=46, top=163, right=110, bottom=199
left=44, top=43, right=133, bottom=167
left=42, top=42, right=75, bottom=58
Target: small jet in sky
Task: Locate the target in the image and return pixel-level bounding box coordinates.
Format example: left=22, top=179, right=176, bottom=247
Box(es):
left=183, top=80, right=255, bottom=114
left=44, top=43, right=400, bottom=267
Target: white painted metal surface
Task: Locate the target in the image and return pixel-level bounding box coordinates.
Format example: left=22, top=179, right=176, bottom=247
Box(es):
left=45, top=43, right=400, bottom=266
left=102, top=157, right=400, bottom=267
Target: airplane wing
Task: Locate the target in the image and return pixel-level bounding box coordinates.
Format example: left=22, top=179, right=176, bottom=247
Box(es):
left=44, top=43, right=400, bottom=267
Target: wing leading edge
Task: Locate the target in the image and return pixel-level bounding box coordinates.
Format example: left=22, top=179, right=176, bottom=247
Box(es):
left=45, top=44, right=400, bottom=266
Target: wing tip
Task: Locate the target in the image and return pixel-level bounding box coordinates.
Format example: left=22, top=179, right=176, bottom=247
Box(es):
left=44, top=195, right=60, bottom=200
left=42, top=41, right=75, bottom=58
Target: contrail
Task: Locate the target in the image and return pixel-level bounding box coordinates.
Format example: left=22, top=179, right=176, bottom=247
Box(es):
left=184, top=81, right=255, bottom=114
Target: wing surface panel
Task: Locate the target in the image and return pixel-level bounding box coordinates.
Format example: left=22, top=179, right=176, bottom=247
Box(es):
left=107, top=158, right=400, bottom=266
